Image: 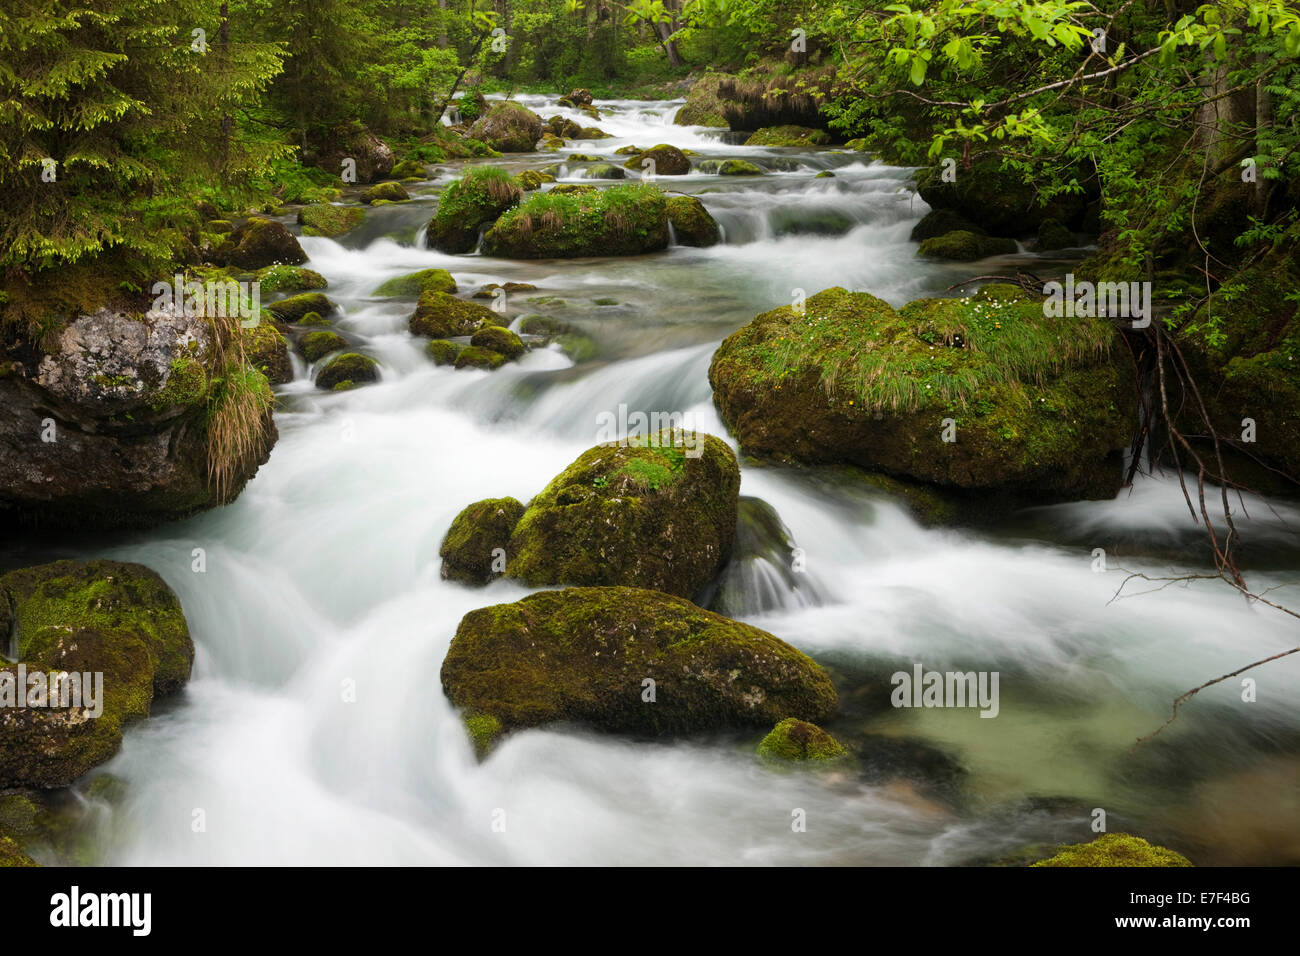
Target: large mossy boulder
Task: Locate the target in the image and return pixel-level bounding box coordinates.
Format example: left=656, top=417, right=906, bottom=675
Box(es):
left=917, top=230, right=1018, bottom=261
left=265, top=291, right=335, bottom=323
left=0, top=560, right=194, bottom=790
left=468, top=101, right=544, bottom=153
left=482, top=184, right=670, bottom=259
left=315, top=352, right=379, bottom=391
left=757, top=718, right=848, bottom=762
left=425, top=166, right=522, bottom=254
left=745, top=126, right=831, bottom=147
left=1033, top=833, right=1193, bottom=867
left=372, top=268, right=457, bottom=298
left=312, top=124, right=394, bottom=183
left=360, top=181, right=409, bottom=204
left=214, top=217, right=307, bottom=269
left=440, top=497, right=527, bottom=584
left=622, top=144, right=690, bottom=176
left=298, top=330, right=348, bottom=364
left=408, top=290, right=504, bottom=338
left=709, top=286, right=1134, bottom=506
left=441, top=430, right=739, bottom=597
left=243, top=322, right=292, bottom=385
left=666, top=196, right=721, bottom=247
left=256, top=265, right=327, bottom=294
left=298, top=204, right=364, bottom=238
left=696, top=159, right=765, bottom=176
left=440, top=586, right=838, bottom=737
left=674, top=73, right=730, bottom=128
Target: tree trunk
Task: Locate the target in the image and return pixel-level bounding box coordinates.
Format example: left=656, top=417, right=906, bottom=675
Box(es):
left=437, top=0, right=448, bottom=49
left=654, top=21, right=682, bottom=68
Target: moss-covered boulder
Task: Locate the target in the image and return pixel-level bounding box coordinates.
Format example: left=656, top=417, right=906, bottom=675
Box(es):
left=372, top=268, right=457, bottom=298
left=745, top=126, right=831, bottom=147
left=243, top=322, right=292, bottom=385
left=674, top=73, right=730, bottom=127
left=1033, top=833, right=1193, bottom=867
left=622, top=144, right=690, bottom=176
left=468, top=101, right=544, bottom=153
left=426, top=339, right=463, bottom=366
left=425, top=166, right=523, bottom=254
left=497, top=430, right=739, bottom=597
left=697, top=159, right=765, bottom=176
left=256, top=265, right=328, bottom=294
left=390, top=159, right=428, bottom=178
left=440, top=497, right=527, bottom=584
left=1036, top=218, right=1075, bottom=251
left=709, top=286, right=1134, bottom=506
left=360, top=181, right=410, bottom=204
left=666, top=196, right=721, bottom=247
left=298, top=204, right=364, bottom=238
left=299, top=330, right=348, bottom=364
left=918, top=230, right=1018, bottom=260
left=514, top=169, right=556, bottom=191
left=470, top=325, right=525, bottom=359
left=584, top=163, right=626, bottom=180
left=910, top=208, right=984, bottom=242
left=0, top=560, right=194, bottom=789
left=441, top=587, right=838, bottom=736
left=266, top=292, right=335, bottom=323
left=409, top=291, right=504, bottom=338
left=453, top=346, right=507, bottom=370
left=757, top=718, right=848, bottom=762
left=575, top=127, right=611, bottom=140
left=315, top=352, right=378, bottom=391
left=546, top=115, right=583, bottom=139
left=215, top=217, right=307, bottom=269
left=482, top=184, right=670, bottom=259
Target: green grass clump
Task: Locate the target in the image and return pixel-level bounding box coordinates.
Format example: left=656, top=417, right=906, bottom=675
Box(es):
left=1033, top=834, right=1193, bottom=867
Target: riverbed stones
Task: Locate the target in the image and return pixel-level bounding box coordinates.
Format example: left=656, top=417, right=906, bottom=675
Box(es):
left=441, top=586, right=838, bottom=736
left=315, top=352, right=379, bottom=391
left=622, top=144, right=690, bottom=176
left=409, top=291, right=504, bottom=338
left=0, top=560, right=194, bottom=790
left=439, top=497, right=527, bottom=584
left=708, top=285, right=1134, bottom=506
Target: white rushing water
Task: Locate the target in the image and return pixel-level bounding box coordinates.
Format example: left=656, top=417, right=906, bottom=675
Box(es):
left=53, top=98, right=1300, bottom=866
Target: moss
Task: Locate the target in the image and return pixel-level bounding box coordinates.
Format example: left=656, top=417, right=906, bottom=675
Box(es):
left=482, top=184, right=670, bottom=259
left=390, top=159, right=428, bottom=178
left=440, top=586, right=838, bottom=737
left=464, top=714, right=503, bottom=758
left=255, top=265, right=327, bottom=294
left=425, top=339, right=463, bottom=366
left=910, top=209, right=984, bottom=242
left=1036, top=218, right=1075, bottom=251
left=696, top=159, right=765, bottom=176
left=757, top=718, right=849, bottom=762
left=745, top=126, right=831, bottom=147
left=666, top=196, right=721, bottom=247
left=621, top=144, right=690, bottom=175
left=298, top=204, right=364, bottom=238
left=243, top=322, right=292, bottom=385
left=1033, top=834, right=1193, bottom=867
left=674, top=73, right=730, bottom=127
left=469, top=325, right=525, bottom=359
left=584, top=163, right=626, bottom=180
left=453, top=346, right=507, bottom=370
left=708, top=286, right=1134, bottom=503
left=297, top=311, right=329, bottom=326
left=216, top=217, right=307, bottom=269
left=372, top=269, right=457, bottom=298
left=514, top=169, right=556, bottom=191
left=266, top=292, right=335, bottom=323
left=299, top=330, right=348, bottom=364
left=409, top=290, right=503, bottom=338
left=467, top=100, right=544, bottom=152
left=500, top=430, right=740, bottom=597
left=575, top=126, right=611, bottom=140
left=425, top=166, right=523, bottom=254
left=815, top=171, right=835, bottom=179
left=152, top=356, right=210, bottom=410
left=918, top=230, right=1018, bottom=261
left=360, top=181, right=410, bottom=204
left=439, top=497, right=526, bottom=584
left=316, top=352, right=378, bottom=390
left=0, top=832, right=37, bottom=867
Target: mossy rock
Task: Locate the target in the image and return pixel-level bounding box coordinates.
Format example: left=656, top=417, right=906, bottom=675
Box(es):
left=545, top=115, right=582, bottom=139
left=708, top=286, right=1135, bottom=506
left=372, top=268, right=457, bottom=298
left=917, top=230, right=1018, bottom=261
left=390, top=159, right=428, bottom=178
left=470, top=325, right=525, bottom=359
left=440, top=497, right=526, bottom=584
left=843, top=138, right=870, bottom=151
left=468, top=101, right=544, bottom=153
left=575, top=127, right=611, bottom=140
left=499, top=430, right=739, bottom=597
left=757, top=718, right=849, bottom=762
left=409, top=290, right=503, bottom=338
left=425, top=166, right=523, bottom=254
left=674, top=73, right=730, bottom=128
left=298, top=204, right=364, bottom=238
left=297, top=311, right=329, bottom=327
left=539, top=133, right=565, bottom=151
left=916, top=158, right=1088, bottom=235
left=243, top=322, right=292, bottom=385
left=299, top=330, right=348, bottom=364
left=316, top=352, right=378, bottom=391
left=910, top=209, right=984, bottom=242
left=514, top=169, right=556, bottom=191
left=266, top=292, right=335, bottom=323
left=1036, top=218, right=1075, bottom=251
left=453, top=346, right=507, bottom=370
left=207, top=219, right=234, bottom=234
left=517, top=314, right=575, bottom=337
left=360, top=181, right=409, bottom=205
left=1032, top=833, right=1193, bottom=867
left=215, top=217, right=308, bottom=269
left=549, top=183, right=597, bottom=195
left=256, top=265, right=327, bottom=294
left=697, top=159, right=764, bottom=176
left=0, top=560, right=193, bottom=789
left=463, top=714, right=503, bottom=759
left=814, top=171, right=835, bottom=179
left=482, top=184, right=670, bottom=259
left=666, top=196, right=721, bottom=247
left=472, top=281, right=537, bottom=299
left=440, top=586, right=838, bottom=737
left=425, top=339, right=464, bottom=366
left=0, top=832, right=36, bottom=867
left=566, top=153, right=601, bottom=162
left=585, top=163, right=626, bottom=180
left=622, top=144, right=690, bottom=176
left=744, top=125, right=831, bottom=147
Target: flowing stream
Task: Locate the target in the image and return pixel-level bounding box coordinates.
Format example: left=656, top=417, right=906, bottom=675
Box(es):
left=18, top=96, right=1300, bottom=866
